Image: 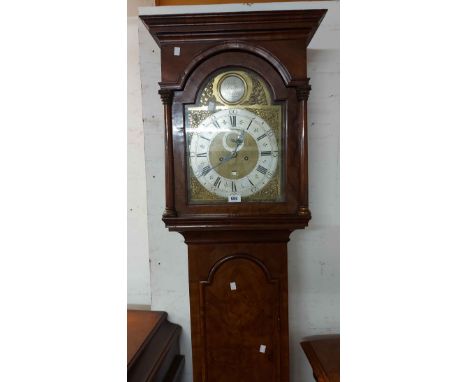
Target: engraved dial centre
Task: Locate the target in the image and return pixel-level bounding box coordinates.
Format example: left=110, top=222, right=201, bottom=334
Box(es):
left=189, top=109, right=278, bottom=198
left=209, top=131, right=258, bottom=180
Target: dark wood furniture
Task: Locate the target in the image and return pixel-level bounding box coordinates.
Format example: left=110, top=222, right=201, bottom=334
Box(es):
left=140, top=9, right=327, bottom=382
left=127, top=310, right=184, bottom=382
left=301, top=335, right=340, bottom=382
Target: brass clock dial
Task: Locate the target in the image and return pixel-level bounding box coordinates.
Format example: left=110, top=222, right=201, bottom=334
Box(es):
left=189, top=109, right=279, bottom=198
left=185, top=69, right=284, bottom=203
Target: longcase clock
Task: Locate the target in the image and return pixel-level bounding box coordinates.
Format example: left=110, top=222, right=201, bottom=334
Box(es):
left=140, top=9, right=327, bottom=382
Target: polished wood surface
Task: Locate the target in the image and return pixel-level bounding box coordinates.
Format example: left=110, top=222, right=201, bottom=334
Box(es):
left=185, top=231, right=290, bottom=381
left=139, top=9, right=327, bottom=382
left=127, top=310, right=184, bottom=382
left=301, top=335, right=340, bottom=382
left=128, top=310, right=165, bottom=365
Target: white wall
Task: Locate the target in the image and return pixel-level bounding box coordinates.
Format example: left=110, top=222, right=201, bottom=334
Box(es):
left=289, top=46, right=340, bottom=380
left=137, top=14, right=193, bottom=375
left=128, top=16, right=151, bottom=305
left=134, top=2, right=339, bottom=381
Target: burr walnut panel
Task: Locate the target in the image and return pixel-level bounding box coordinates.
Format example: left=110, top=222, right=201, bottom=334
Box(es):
left=200, top=255, right=281, bottom=381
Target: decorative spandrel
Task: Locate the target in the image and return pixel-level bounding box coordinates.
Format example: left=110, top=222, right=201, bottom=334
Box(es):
left=185, top=68, right=284, bottom=204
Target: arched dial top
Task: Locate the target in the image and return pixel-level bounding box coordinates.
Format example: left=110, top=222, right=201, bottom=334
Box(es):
left=185, top=68, right=284, bottom=204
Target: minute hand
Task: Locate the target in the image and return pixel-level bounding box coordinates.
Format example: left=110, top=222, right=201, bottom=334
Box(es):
left=209, top=151, right=236, bottom=171
left=206, top=130, right=245, bottom=173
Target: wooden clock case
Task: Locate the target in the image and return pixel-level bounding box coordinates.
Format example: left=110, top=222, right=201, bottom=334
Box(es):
left=140, top=9, right=326, bottom=382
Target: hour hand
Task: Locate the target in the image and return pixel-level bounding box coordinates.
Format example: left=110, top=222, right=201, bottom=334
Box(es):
left=232, top=130, right=245, bottom=154
left=236, top=129, right=245, bottom=144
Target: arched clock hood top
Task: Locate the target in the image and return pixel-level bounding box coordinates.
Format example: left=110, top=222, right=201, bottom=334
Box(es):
left=140, top=10, right=327, bottom=90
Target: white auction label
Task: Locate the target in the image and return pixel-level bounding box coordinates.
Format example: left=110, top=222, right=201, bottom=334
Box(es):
left=228, top=194, right=241, bottom=203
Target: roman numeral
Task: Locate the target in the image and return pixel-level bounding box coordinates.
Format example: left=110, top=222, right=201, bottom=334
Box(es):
left=199, top=135, right=210, bottom=141
left=257, top=133, right=267, bottom=141
left=231, top=181, right=236, bottom=192
left=260, top=151, right=272, bottom=156
left=201, top=166, right=211, bottom=176
left=247, top=119, right=254, bottom=130
left=196, top=152, right=207, bottom=157
left=212, top=120, right=220, bottom=129
left=248, top=178, right=254, bottom=186
left=230, top=116, right=236, bottom=127
left=214, top=177, right=221, bottom=188
left=257, top=165, right=268, bottom=175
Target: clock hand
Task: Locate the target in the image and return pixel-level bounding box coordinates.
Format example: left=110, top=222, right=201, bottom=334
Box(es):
left=202, top=130, right=245, bottom=175
left=204, top=147, right=238, bottom=174
left=209, top=152, right=236, bottom=170
left=231, top=130, right=245, bottom=156
left=232, top=130, right=245, bottom=143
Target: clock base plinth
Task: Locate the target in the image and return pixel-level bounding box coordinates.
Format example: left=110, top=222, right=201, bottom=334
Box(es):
left=182, top=230, right=291, bottom=382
